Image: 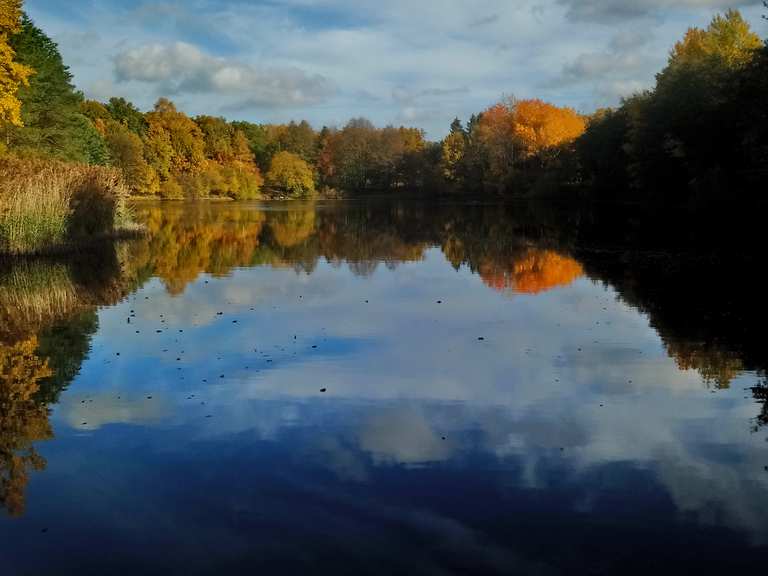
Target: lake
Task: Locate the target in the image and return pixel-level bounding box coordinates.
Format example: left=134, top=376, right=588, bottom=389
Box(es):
left=1, top=200, right=766, bottom=574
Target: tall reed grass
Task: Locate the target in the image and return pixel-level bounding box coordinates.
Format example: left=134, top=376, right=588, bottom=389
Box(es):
left=0, top=157, right=141, bottom=254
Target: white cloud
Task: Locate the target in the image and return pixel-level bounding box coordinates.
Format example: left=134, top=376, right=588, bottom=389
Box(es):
left=114, top=41, right=334, bottom=107
left=24, top=0, right=768, bottom=137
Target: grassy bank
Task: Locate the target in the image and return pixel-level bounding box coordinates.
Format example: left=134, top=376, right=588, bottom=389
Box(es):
left=0, top=158, right=142, bottom=255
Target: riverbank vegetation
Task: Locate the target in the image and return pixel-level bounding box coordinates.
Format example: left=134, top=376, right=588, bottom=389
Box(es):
left=0, top=157, right=137, bottom=254
left=1, top=1, right=767, bottom=221
left=1, top=2, right=139, bottom=254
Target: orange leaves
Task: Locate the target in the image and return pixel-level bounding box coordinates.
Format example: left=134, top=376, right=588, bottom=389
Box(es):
left=480, top=249, right=584, bottom=295
left=472, top=98, right=586, bottom=189
left=477, top=99, right=586, bottom=158
left=511, top=99, right=586, bottom=158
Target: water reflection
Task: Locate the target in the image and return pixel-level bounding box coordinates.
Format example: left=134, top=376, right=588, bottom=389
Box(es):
left=0, top=200, right=766, bottom=573
left=0, top=338, right=52, bottom=516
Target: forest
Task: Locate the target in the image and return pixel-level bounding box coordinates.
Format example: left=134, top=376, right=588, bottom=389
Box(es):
left=1, top=1, right=767, bottom=253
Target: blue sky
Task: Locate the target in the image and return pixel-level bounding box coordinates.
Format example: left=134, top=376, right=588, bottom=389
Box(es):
left=25, top=0, right=768, bottom=139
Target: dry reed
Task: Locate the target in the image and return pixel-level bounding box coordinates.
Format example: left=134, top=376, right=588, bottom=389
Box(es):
left=0, top=157, right=141, bottom=254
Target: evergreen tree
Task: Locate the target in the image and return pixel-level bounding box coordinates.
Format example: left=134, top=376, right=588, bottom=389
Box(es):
left=6, top=14, right=107, bottom=164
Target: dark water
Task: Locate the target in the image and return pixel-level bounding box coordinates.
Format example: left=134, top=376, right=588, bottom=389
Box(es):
left=0, top=200, right=766, bottom=575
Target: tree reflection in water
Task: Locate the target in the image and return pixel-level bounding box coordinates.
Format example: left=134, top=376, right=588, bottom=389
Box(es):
left=0, top=199, right=766, bottom=517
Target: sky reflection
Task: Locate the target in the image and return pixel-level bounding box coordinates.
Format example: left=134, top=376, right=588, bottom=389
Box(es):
left=1, top=201, right=766, bottom=574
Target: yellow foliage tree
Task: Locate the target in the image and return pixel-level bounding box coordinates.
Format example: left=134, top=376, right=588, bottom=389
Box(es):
left=266, top=151, right=316, bottom=198
left=669, top=9, right=761, bottom=70
left=0, top=0, right=33, bottom=127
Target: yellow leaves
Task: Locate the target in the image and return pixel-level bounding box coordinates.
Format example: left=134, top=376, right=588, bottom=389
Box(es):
left=669, top=9, right=761, bottom=70
left=0, top=1, right=24, bottom=33
left=266, top=151, right=316, bottom=198
left=0, top=0, right=33, bottom=127
left=441, top=131, right=465, bottom=180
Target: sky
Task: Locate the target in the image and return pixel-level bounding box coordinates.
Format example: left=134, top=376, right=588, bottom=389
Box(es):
left=24, top=0, right=768, bottom=139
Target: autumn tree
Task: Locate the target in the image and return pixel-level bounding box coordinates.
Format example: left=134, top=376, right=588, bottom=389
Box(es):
left=512, top=99, right=585, bottom=164
left=0, top=0, right=32, bottom=130
left=104, top=121, right=159, bottom=195
left=145, top=98, right=205, bottom=174
left=266, top=151, right=316, bottom=198
left=279, top=120, right=318, bottom=163
left=441, top=118, right=466, bottom=181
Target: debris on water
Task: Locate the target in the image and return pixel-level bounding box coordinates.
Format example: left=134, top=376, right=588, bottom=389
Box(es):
left=147, top=396, right=153, bottom=399
left=478, top=337, right=485, bottom=341
left=312, top=345, right=318, bottom=349
left=320, top=388, right=327, bottom=393
left=437, top=300, right=442, bottom=304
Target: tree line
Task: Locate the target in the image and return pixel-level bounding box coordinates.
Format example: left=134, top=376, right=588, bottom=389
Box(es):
left=2, top=2, right=766, bottom=202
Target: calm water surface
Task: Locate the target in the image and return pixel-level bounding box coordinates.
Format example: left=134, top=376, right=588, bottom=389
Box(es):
left=0, top=200, right=766, bottom=574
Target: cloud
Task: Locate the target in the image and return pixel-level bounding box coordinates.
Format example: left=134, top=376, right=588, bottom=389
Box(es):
left=358, top=405, right=453, bottom=464
left=392, top=86, right=471, bottom=104
left=25, top=0, right=767, bottom=137
left=114, top=41, right=334, bottom=108
left=550, top=30, right=658, bottom=104
left=557, top=0, right=755, bottom=22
